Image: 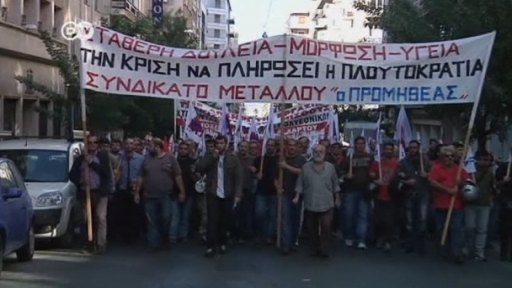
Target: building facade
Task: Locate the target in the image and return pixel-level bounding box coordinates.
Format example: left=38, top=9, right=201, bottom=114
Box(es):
left=203, top=0, right=234, bottom=49
left=0, top=0, right=160, bottom=137
left=162, top=0, right=203, bottom=48
left=287, top=12, right=310, bottom=37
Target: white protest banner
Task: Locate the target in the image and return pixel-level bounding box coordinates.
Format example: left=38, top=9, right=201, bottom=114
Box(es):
left=80, top=26, right=495, bottom=105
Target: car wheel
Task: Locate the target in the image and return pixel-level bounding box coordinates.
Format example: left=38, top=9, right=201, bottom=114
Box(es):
left=57, top=213, right=75, bottom=248
left=0, top=235, right=4, bottom=277
left=16, top=226, right=34, bottom=262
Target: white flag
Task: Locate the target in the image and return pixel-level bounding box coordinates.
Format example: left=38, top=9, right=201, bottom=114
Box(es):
left=262, top=104, right=276, bottom=156
left=375, top=113, right=382, bottom=161
left=394, top=106, right=413, bottom=144
left=234, top=108, right=244, bottom=152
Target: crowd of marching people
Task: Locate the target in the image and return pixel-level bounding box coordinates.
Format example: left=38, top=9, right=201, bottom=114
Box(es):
left=69, top=133, right=512, bottom=265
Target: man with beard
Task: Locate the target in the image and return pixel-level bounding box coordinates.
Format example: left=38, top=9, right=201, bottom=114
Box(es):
left=196, top=135, right=242, bottom=257
left=134, top=138, right=186, bottom=251
left=341, top=136, right=374, bottom=249
left=69, top=134, right=113, bottom=254
left=170, top=142, right=197, bottom=243
left=465, top=151, right=496, bottom=261
left=278, top=139, right=307, bottom=254
left=399, top=140, right=431, bottom=254
left=235, top=141, right=257, bottom=242
left=298, top=136, right=311, bottom=160
left=293, top=144, right=341, bottom=257
left=253, top=139, right=279, bottom=244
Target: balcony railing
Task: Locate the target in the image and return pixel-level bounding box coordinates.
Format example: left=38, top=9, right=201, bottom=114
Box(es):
left=111, top=0, right=142, bottom=21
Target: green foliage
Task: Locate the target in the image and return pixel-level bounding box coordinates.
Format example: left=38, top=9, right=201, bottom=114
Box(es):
left=16, top=13, right=198, bottom=138
left=355, top=0, right=512, bottom=148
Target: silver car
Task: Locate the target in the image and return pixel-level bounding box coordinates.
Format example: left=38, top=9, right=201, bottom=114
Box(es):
left=0, top=139, right=82, bottom=247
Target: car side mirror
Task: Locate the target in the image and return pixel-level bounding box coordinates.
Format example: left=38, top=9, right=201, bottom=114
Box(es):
left=2, top=187, right=23, bottom=199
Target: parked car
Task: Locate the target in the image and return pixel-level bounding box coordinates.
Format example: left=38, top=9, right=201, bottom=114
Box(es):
left=0, top=158, right=34, bottom=277
left=0, top=139, right=82, bottom=247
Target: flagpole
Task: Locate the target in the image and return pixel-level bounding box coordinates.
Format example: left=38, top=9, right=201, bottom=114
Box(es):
left=441, top=32, right=495, bottom=246
left=77, top=39, right=93, bottom=243
left=506, top=150, right=511, bottom=178
left=276, top=33, right=288, bottom=249
left=417, top=132, right=425, bottom=174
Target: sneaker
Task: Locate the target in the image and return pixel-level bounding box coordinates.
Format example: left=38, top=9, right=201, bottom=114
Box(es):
left=219, top=245, right=227, bottom=254
left=204, top=248, right=215, bottom=258
left=345, top=239, right=354, bottom=247
left=357, top=242, right=367, bottom=250
left=384, top=242, right=391, bottom=252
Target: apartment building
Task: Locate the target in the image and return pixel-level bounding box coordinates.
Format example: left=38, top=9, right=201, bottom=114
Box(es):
left=162, top=0, right=203, bottom=47
left=204, top=0, right=234, bottom=49
left=312, top=0, right=383, bottom=43
left=287, top=12, right=310, bottom=37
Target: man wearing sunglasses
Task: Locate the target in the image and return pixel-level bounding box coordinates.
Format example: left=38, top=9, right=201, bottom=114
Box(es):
left=69, top=134, right=113, bottom=255
left=429, top=145, right=470, bottom=264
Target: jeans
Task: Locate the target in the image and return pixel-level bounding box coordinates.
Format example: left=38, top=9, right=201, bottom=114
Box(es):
left=465, top=205, right=490, bottom=257
left=170, top=197, right=192, bottom=241
left=435, top=208, right=465, bottom=258
left=144, top=196, right=172, bottom=248
left=255, top=194, right=277, bottom=241
left=343, top=192, right=370, bottom=244
left=405, top=190, right=429, bottom=251
left=282, top=194, right=302, bottom=249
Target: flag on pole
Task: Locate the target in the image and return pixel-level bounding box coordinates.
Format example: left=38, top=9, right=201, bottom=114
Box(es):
left=248, top=117, right=260, bottom=141
left=394, top=106, right=412, bottom=160
left=262, top=104, right=276, bottom=156
left=184, top=101, right=203, bottom=144
left=348, top=130, right=355, bottom=159
left=464, top=146, right=477, bottom=174
left=217, top=103, right=231, bottom=138
left=234, top=108, right=244, bottom=152
left=375, top=113, right=382, bottom=161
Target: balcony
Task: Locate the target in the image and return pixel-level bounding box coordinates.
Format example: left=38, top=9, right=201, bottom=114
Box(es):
left=208, top=7, right=227, bottom=15
left=228, top=18, right=235, bottom=25
left=208, top=22, right=227, bottom=30
left=111, top=0, right=142, bottom=22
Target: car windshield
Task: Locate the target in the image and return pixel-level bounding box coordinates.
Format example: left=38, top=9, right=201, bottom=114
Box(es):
left=0, top=150, right=68, bottom=182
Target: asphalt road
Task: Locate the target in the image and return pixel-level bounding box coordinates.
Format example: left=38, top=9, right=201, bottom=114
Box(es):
left=1, top=241, right=511, bottom=288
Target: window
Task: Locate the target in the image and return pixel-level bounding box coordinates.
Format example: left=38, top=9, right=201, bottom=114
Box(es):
left=214, top=14, right=221, bottom=23
left=0, top=162, right=19, bottom=190
left=3, top=99, right=17, bottom=132
left=214, top=29, right=220, bottom=38
left=0, top=150, right=69, bottom=183
left=214, top=0, right=222, bottom=8
left=39, top=101, right=49, bottom=137
left=25, top=69, right=34, bottom=94
left=298, top=16, right=306, bottom=24
left=213, top=44, right=221, bottom=49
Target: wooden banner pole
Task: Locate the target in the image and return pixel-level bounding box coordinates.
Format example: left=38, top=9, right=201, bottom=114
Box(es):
left=77, top=39, right=93, bottom=243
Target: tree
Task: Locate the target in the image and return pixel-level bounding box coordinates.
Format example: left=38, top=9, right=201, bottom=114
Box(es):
left=355, top=0, right=512, bottom=149
left=16, top=12, right=198, bottom=138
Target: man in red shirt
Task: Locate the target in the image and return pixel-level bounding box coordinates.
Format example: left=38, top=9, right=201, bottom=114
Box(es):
left=429, top=146, right=470, bottom=264
left=370, top=142, right=400, bottom=252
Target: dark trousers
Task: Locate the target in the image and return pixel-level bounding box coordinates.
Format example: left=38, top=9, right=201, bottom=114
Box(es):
left=108, top=192, right=140, bottom=243
left=206, top=194, right=232, bottom=250
left=233, top=190, right=255, bottom=240
left=375, top=200, right=395, bottom=243
left=305, top=209, right=333, bottom=255
left=499, top=206, right=512, bottom=261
